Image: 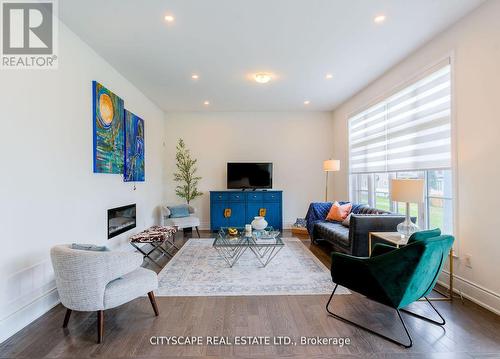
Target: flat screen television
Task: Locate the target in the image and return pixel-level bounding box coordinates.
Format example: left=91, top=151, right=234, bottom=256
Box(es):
left=227, top=162, right=273, bottom=189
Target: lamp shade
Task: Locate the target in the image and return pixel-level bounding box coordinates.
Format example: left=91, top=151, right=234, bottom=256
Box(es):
left=391, top=179, right=424, bottom=203
left=323, top=159, right=340, bottom=172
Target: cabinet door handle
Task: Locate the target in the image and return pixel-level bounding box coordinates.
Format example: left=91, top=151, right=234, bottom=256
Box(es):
left=224, top=208, right=231, bottom=218
left=259, top=208, right=267, bottom=217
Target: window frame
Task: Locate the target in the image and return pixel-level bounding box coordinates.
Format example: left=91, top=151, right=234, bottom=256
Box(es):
left=345, top=55, right=459, bottom=253
left=350, top=170, right=452, bottom=233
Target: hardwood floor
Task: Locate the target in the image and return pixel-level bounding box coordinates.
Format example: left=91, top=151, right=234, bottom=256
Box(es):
left=1, top=230, right=499, bottom=358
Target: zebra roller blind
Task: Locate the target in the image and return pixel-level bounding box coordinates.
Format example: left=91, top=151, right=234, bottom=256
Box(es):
left=349, top=61, right=451, bottom=174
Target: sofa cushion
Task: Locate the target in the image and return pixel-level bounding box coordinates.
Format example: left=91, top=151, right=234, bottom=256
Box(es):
left=342, top=213, right=351, bottom=227
left=314, top=220, right=350, bottom=247
left=351, top=203, right=368, bottom=214
left=165, top=214, right=200, bottom=229
left=356, top=206, right=391, bottom=215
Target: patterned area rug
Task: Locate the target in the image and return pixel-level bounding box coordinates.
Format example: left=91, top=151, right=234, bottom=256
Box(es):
left=156, top=238, right=350, bottom=296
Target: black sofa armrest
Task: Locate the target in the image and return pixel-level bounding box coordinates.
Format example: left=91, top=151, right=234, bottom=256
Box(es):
left=349, top=215, right=416, bottom=257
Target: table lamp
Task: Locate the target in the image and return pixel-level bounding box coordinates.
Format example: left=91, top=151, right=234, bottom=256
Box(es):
left=323, top=159, right=340, bottom=201
left=390, top=179, right=424, bottom=237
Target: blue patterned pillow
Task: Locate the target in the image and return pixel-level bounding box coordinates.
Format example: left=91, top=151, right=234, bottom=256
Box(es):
left=71, top=243, right=109, bottom=251
left=168, top=204, right=190, bottom=218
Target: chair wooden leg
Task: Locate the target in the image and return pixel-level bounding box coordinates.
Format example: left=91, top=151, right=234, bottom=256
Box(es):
left=195, top=226, right=200, bottom=238
left=97, top=310, right=104, bottom=344
left=62, top=308, right=72, bottom=328
left=148, top=291, right=159, bottom=316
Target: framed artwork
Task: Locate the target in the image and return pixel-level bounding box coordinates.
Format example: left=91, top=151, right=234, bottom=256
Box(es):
left=92, top=81, right=124, bottom=173
left=124, top=109, right=145, bottom=182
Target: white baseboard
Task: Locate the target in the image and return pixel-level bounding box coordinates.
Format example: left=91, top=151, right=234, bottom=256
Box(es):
left=438, top=270, right=500, bottom=315
left=0, top=287, right=60, bottom=344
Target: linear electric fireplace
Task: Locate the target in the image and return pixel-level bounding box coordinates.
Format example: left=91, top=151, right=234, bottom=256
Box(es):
left=108, top=204, right=136, bottom=239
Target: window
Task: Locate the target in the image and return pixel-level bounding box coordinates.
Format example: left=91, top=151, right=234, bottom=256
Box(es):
left=348, top=60, right=454, bottom=234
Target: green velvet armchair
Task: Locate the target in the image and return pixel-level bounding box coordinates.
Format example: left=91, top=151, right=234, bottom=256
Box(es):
left=326, top=229, right=454, bottom=348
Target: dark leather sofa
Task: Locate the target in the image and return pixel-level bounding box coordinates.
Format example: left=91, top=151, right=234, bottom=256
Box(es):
left=305, top=202, right=413, bottom=257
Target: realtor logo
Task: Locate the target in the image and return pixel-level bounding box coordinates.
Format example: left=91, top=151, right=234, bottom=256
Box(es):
left=1, top=0, right=58, bottom=69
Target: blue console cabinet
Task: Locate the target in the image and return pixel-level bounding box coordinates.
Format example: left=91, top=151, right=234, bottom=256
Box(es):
left=210, top=191, right=283, bottom=231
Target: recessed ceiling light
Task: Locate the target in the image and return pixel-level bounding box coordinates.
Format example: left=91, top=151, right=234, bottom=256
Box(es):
left=203, top=100, right=210, bottom=105
left=325, top=73, right=333, bottom=80
left=164, top=14, right=175, bottom=22
left=254, top=72, right=273, bottom=84
left=191, top=74, right=199, bottom=80
left=374, top=15, right=386, bottom=24
left=304, top=100, right=310, bottom=105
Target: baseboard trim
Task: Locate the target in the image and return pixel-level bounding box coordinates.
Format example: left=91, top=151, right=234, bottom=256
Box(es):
left=0, top=287, right=60, bottom=344
left=438, top=270, right=500, bottom=315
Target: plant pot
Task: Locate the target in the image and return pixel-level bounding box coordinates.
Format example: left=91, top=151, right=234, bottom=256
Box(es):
left=251, top=216, right=268, bottom=231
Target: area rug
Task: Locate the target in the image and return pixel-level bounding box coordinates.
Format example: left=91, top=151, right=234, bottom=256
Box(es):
left=156, top=238, right=350, bottom=296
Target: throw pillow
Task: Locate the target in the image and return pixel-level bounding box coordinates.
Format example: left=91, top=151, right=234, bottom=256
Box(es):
left=168, top=204, right=190, bottom=218
left=71, top=243, right=109, bottom=251
left=341, top=213, right=351, bottom=227
left=326, top=201, right=352, bottom=222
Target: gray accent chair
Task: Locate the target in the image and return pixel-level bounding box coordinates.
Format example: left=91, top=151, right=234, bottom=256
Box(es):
left=50, top=245, right=159, bottom=343
left=161, top=205, right=200, bottom=237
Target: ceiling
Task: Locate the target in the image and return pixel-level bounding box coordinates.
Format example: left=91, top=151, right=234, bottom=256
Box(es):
left=59, top=0, right=484, bottom=112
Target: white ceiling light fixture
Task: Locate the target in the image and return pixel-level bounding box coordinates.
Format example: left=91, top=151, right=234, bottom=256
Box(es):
left=374, top=14, right=386, bottom=24
left=191, top=74, right=199, bottom=80
left=254, top=72, right=273, bottom=84
left=304, top=100, right=310, bottom=105
left=203, top=100, right=210, bottom=105
left=164, top=14, right=175, bottom=22
left=325, top=73, right=333, bottom=79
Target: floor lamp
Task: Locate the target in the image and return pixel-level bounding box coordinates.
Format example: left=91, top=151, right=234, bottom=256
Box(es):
left=323, top=159, right=340, bottom=201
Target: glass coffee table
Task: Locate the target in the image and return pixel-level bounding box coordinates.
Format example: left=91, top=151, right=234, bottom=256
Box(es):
left=213, top=227, right=284, bottom=267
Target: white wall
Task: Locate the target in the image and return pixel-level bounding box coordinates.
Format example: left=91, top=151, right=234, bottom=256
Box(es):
left=0, top=23, right=165, bottom=342
left=163, top=112, right=334, bottom=228
left=331, top=0, right=500, bottom=313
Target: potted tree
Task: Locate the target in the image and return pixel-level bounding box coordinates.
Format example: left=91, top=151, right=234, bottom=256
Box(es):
left=173, top=138, right=203, bottom=204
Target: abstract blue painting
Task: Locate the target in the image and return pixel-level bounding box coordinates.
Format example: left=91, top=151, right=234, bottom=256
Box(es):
left=92, top=81, right=124, bottom=173
left=124, top=109, right=145, bottom=182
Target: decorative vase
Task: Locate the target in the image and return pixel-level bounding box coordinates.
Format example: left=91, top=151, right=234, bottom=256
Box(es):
left=251, top=216, right=268, bottom=231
